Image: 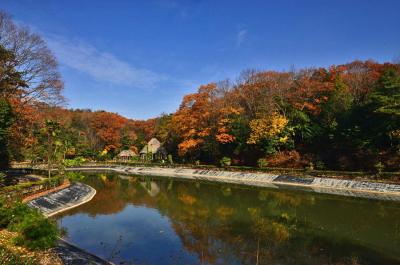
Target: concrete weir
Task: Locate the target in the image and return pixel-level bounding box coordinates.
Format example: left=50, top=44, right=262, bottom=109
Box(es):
left=68, top=166, right=400, bottom=201
left=27, top=182, right=96, bottom=217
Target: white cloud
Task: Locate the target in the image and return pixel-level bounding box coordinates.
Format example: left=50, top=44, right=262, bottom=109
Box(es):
left=236, top=29, right=247, bottom=48
left=46, top=35, right=166, bottom=88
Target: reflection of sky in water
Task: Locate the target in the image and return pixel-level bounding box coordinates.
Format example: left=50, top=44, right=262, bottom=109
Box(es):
left=59, top=206, right=199, bottom=264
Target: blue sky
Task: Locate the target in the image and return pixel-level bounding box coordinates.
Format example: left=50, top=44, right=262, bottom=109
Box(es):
left=1, top=0, right=399, bottom=119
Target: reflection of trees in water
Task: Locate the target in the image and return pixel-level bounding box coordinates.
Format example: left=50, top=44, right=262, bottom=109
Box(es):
left=59, top=174, right=400, bottom=265
left=162, top=186, right=304, bottom=264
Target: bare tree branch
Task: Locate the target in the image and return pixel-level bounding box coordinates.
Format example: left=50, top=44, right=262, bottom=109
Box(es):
left=0, top=11, right=64, bottom=105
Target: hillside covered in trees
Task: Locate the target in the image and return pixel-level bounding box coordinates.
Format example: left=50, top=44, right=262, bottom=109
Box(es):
left=1, top=11, right=399, bottom=172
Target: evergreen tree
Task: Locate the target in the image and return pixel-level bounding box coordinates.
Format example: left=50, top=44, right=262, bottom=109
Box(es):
left=0, top=45, right=25, bottom=169
left=0, top=98, right=13, bottom=169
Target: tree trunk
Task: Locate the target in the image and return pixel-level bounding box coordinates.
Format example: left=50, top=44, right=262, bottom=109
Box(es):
left=47, top=133, right=52, bottom=178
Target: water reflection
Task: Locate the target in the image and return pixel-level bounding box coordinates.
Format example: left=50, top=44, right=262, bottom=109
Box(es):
left=56, top=173, right=400, bottom=265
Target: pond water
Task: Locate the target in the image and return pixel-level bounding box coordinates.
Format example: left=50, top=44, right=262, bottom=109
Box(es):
left=56, top=173, right=400, bottom=265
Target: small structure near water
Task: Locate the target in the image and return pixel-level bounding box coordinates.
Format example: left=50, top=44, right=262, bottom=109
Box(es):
left=117, top=149, right=138, bottom=161
left=140, top=138, right=167, bottom=161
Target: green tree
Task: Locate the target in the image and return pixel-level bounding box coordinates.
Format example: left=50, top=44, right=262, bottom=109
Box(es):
left=0, top=99, right=13, bottom=169
left=0, top=45, right=26, bottom=169
left=369, top=68, right=400, bottom=116
left=367, top=68, right=400, bottom=149
left=154, top=113, right=172, bottom=143
left=120, top=131, right=134, bottom=150
left=40, top=120, right=63, bottom=178
left=134, top=131, right=147, bottom=151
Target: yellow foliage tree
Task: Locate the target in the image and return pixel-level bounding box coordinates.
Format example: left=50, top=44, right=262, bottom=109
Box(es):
left=247, top=113, right=288, bottom=144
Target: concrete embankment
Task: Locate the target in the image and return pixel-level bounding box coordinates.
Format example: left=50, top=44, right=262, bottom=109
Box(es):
left=68, top=166, right=400, bottom=201
left=53, top=239, right=111, bottom=265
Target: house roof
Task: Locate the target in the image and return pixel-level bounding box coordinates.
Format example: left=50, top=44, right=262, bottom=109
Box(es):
left=140, top=138, right=162, bottom=154
left=118, top=150, right=137, bottom=157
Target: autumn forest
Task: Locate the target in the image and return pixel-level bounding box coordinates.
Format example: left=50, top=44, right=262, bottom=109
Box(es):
left=1, top=11, right=400, bottom=172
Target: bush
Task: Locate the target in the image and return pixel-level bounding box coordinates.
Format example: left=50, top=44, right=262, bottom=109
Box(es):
left=167, top=154, right=173, bottom=165
left=13, top=214, right=59, bottom=250
left=374, top=162, right=385, bottom=176
left=315, top=160, right=326, bottom=170
left=6, top=203, right=34, bottom=232
left=220, top=157, right=232, bottom=167
left=63, top=156, right=85, bottom=167
left=65, top=171, right=85, bottom=182
left=0, top=201, right=59, bottom=250
left=305, top=162, right=314, bottom=171
left=0, top=199, right=11, bottom=228
left=130, top=156, right=140, bottom=162
left=257, top=158, right=268, bottom=168
left=146, top=152, right=153, bottom=162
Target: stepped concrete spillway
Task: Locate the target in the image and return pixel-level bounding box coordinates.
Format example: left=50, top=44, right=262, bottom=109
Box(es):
left=67, top=166, right=400, bottom=201
left=27, top=182, right=96, bottom=217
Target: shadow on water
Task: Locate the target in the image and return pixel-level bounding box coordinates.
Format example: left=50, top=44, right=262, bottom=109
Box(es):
left=55, top=173, right=400, bottom=265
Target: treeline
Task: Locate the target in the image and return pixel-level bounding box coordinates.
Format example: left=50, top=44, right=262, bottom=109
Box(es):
left=167, top=62, right=400, bottom=171
left=1, top=11, right=399, bottom=171
left=35, top=60, right=400, bottom=172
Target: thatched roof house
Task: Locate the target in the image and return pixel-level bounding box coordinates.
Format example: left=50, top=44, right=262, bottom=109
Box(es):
left=140, top=138, right=166, bottom=160
left=118, top=149, right=137, bottom=161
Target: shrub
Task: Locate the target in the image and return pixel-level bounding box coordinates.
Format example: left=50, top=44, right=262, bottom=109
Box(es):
left=130, top=156, right=140, bottom=162
left=7, top=203, right=34, bottom=232
left=0, top=201, right=59, bottom=250
left=65, top=171, right=85, bottom=182
left=13, top=214, right=59, bottom=250
left=220, top=157, right=232, bottom=167
left=305, top=161, right=314, bottom=171
left=63, top=156, right=85, bottom=167
left=0, top=199, right=11, bottom=228
left=315, top=160, right=326, bottom=170
left=257, top=158, right=268, bottom=168
left=167, top=154, right=173, bottom=165
left=374, top=162, right=385, bottom=176
left=146, top=152, right=153, bottom=162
